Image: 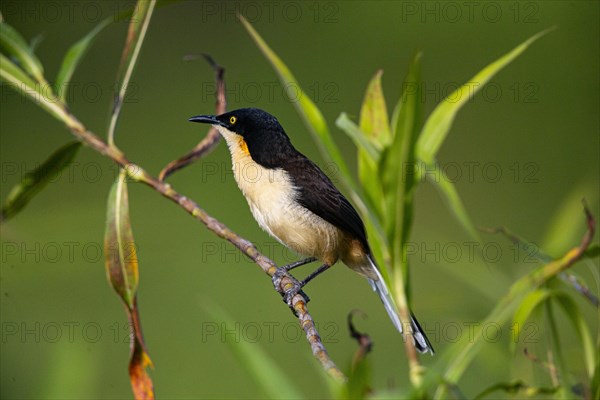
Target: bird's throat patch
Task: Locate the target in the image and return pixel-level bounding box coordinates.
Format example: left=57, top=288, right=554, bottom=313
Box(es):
left=237, top=137, right=250, bottom=156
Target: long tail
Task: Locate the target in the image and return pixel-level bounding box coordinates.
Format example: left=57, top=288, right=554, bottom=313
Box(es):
left=367, top=255, right=434, bottom=355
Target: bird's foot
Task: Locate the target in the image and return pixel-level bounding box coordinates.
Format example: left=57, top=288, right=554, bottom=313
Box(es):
left=272, top=267, right=310, bottom=314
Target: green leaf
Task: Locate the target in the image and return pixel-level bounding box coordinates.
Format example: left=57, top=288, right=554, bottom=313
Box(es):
left=473, top=380, right=557, bottom=399
left=355, top=70, right=390, bottom=220
left=0, top=54, right=68, bottom=122
left=335, top=112, right=384, bottom=219
left=511, top=288, right=551, bottom=352
left=108, top=0, right=157, bottom=147
left=553, top=292, right=596, bottom=378
left=381, top=53, right=422, bottom=268
left=0, top=21, right=45, bottom=83
left=416, top=29, right=552, bottom=165
left=210, top=306, right=303, bottom=399
left=429, top=163, right=481, bottom=241
left=359, top=69, right=391, bottom=147
left=1, top=51, right=37, bottom=90
left=55, top=18, right=111, bottom=103
left=335, top=113, right=381, bottom=161
left=104, top=169, right=139, bottom=309
left=542, top=182, right=598, bottom=255
left=1, top=141, right=81, bottom=221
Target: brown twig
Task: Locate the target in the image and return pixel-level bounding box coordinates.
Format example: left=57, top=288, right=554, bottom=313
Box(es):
left=348, top=310, right=373, bottom=366
left=481, top=220, right=600, bottom=307
left=158, top=54, right=225, bottom=181
left=523, top=348, right=559, bottom=387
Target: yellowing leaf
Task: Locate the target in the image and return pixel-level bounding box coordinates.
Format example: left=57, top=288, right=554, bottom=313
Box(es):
left=104, top=169, right=138, bottom=308
left=128, top=301, right=154, bottom=400
left=105, top=168, right=154, bottom=400
left=359, top=69, right=391, bottom=147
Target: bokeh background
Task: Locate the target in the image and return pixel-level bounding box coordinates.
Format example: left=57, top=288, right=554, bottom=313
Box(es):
left=1, top=1, right=598, bottom=398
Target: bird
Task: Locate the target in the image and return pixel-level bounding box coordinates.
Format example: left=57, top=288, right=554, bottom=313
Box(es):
left=189, top=107, right=434, bottom=354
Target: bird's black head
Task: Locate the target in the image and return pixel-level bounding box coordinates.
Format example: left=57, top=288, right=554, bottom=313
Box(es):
left=189, top=108, right=295, bottom=168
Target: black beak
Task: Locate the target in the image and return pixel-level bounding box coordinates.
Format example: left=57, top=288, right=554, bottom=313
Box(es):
left=188, top=114, right=225, bottom=126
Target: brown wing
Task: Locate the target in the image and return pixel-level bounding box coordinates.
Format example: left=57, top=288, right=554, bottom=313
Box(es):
left=286, top=153, right=370, bottom=250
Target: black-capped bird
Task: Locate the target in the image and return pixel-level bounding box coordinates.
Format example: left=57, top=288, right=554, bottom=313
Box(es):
left=189, top=108, right=434, bottom=354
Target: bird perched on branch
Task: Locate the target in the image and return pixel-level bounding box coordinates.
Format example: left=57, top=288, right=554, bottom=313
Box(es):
left=189, top=108, right=434, bottom=354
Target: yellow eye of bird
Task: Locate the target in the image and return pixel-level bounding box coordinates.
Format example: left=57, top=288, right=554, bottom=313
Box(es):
left=229, top=116, right=237, bottom=124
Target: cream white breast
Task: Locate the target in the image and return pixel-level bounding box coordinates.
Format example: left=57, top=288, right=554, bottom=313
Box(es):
left=217, top=126, right=340, bottom=261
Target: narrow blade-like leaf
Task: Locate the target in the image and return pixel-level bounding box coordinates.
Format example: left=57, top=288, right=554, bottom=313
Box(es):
left=1, top=141, right=81, bottom=221
left=105, top=169, right=154, bottom=399
left=336, top=112, right=384, bottom=218
left=429, top=162, right=481, bottom=241
left=55, top=18, right=111, bottom=103
left=108, top=0, right=157, bottom=146
left=0, top=21, right=45, bottom=83
left=416, top=29, right=552, bottom=165
left=335, top=113, right=381, bottom=161
left=104, top=169, right=139, bottom=308
left=510, top=288, right=551, bottom=352
left=0, top=54, right=68, bottom=122
left=553, top=292, right=596, bottom=377
left=359, top=69, right=391, bottom=147
left=355, top=70, right=390, bottom=219
left=381, top=53, right=422, bottom=264
left=542, top=182, right=598, bottom=255
left=473, top=381, right=557, bottom=399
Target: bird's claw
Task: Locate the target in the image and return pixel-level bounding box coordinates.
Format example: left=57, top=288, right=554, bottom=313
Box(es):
left=272, top=267, right=310, bottom=314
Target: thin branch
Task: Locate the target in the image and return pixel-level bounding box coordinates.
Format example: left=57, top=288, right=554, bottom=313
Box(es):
left=108, top=0, right=156, bottom=148
left=523, top=348, right=559, bottom=387
left=348, top=310, right=373, bottom=366
left=158, top=54, right=225, bottom=181
left=481, top=223, right=600, bottom=307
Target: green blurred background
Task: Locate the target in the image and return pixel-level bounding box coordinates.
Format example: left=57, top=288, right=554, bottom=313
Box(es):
left=1, top=1, right=598, bottom=398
